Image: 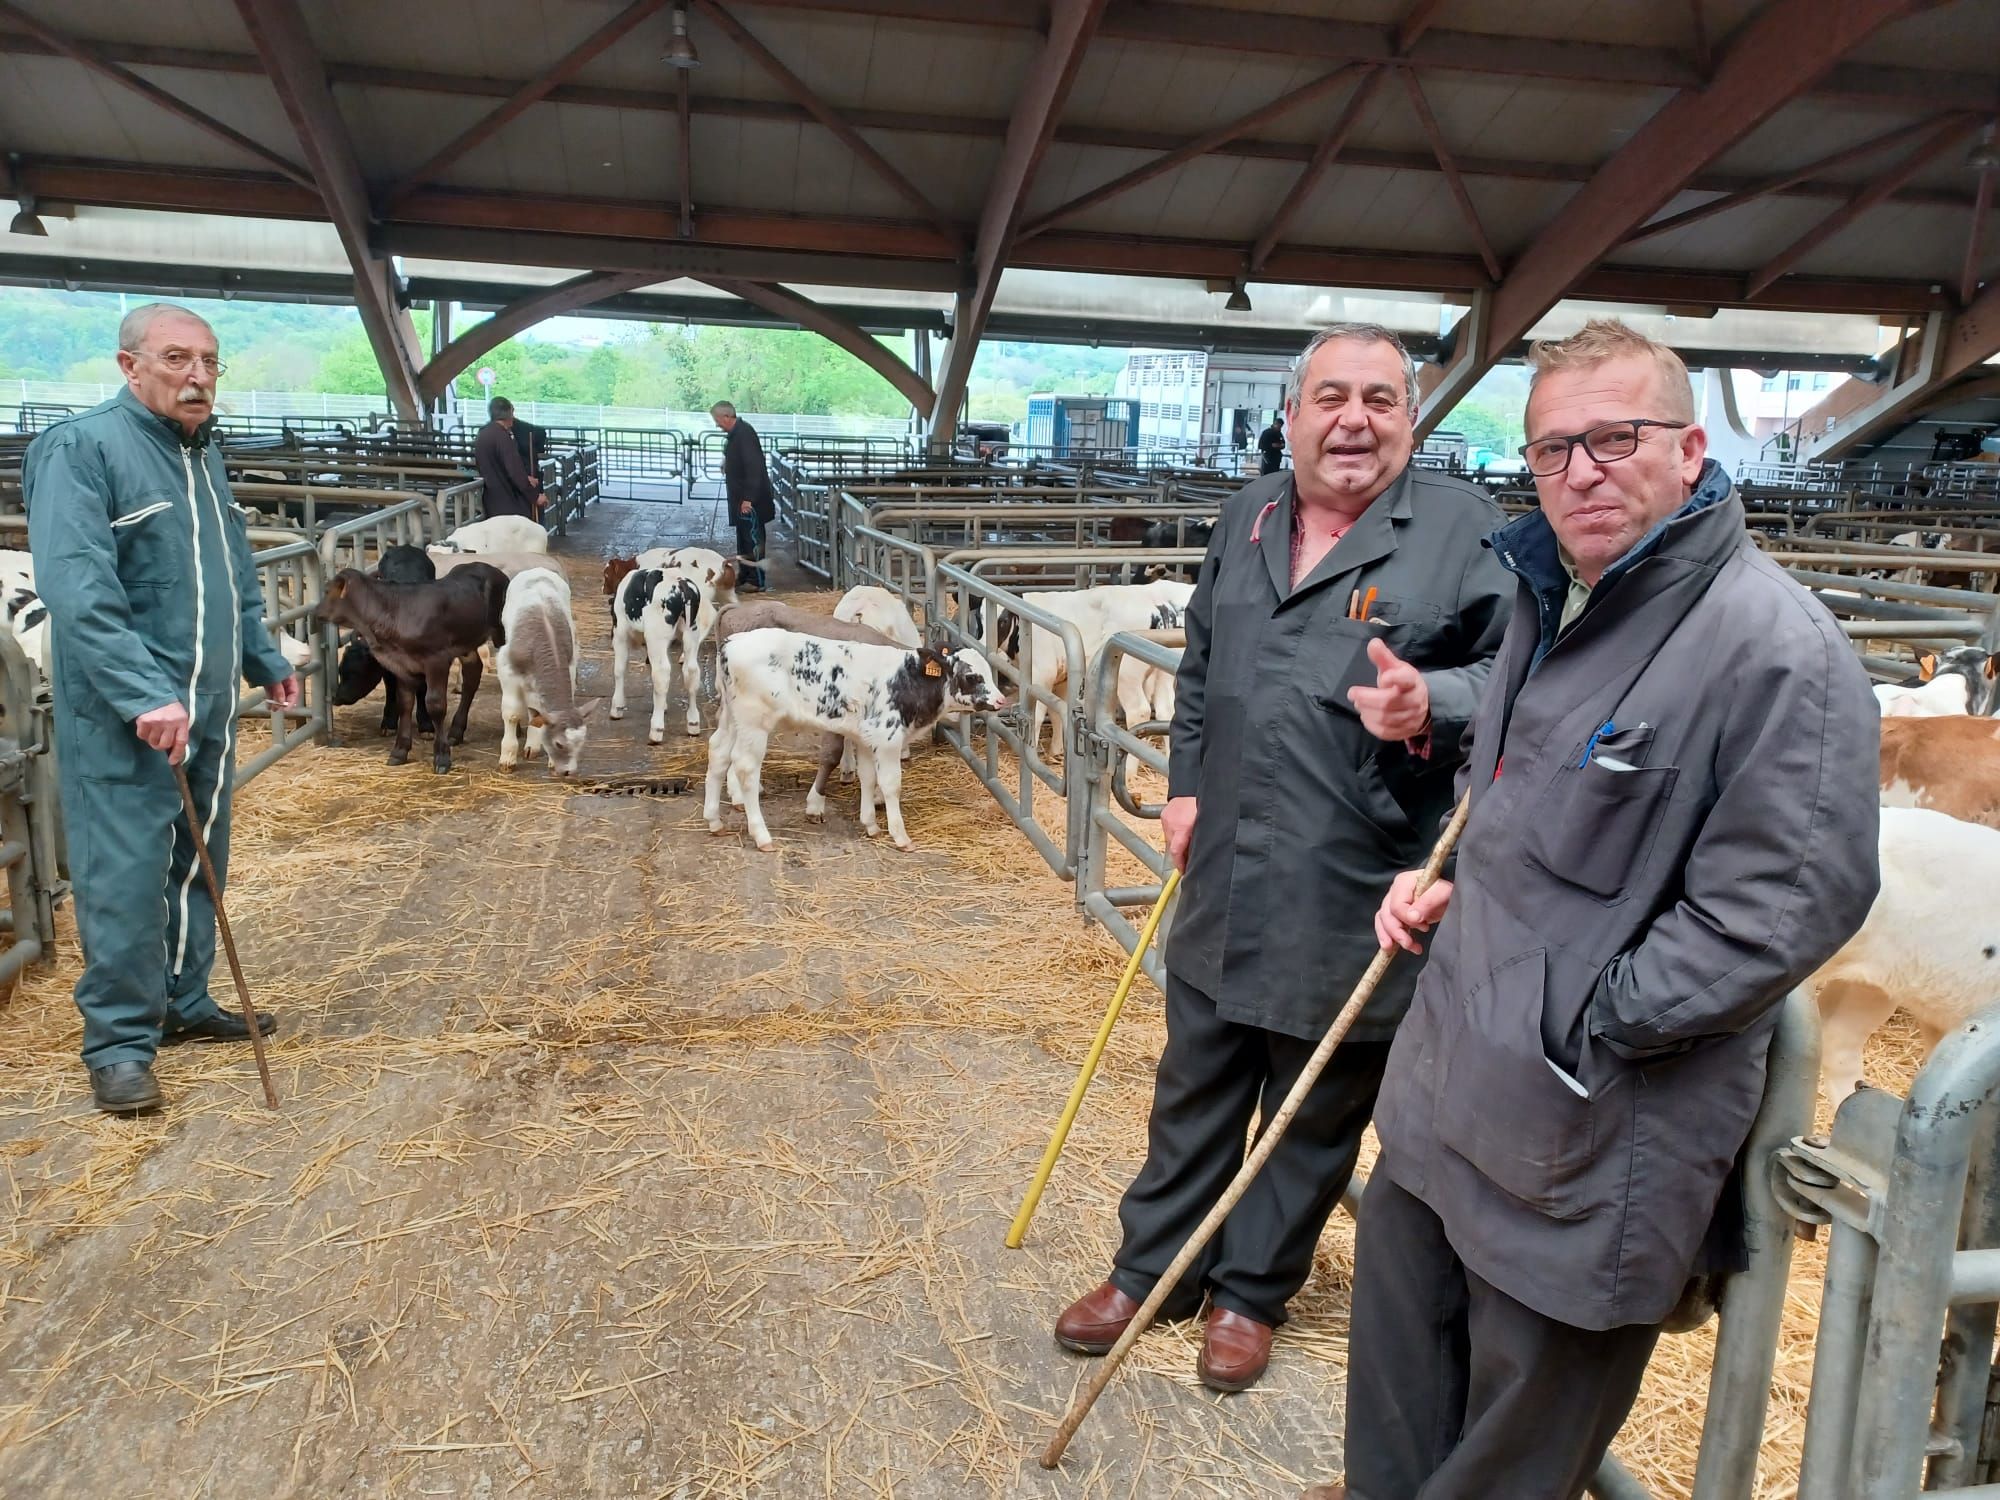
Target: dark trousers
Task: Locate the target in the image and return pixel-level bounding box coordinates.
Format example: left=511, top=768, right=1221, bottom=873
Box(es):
left=1109, top=970, right=1391, bottom=1327
left=1344, top=1175, right=1660, bottom=1500
left=733, top=510, right=766, bottom=588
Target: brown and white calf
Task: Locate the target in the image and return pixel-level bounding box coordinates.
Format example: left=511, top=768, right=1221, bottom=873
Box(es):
left=497, top=568, right=601, bottom=776
left=705, top=629, right=1006, bottom=852
left=317, top=562, right=509, bottom=773
left=1880, top=714, right=2000, bottom=828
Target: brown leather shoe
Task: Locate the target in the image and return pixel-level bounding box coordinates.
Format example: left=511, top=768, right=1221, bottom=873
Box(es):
left=1197, top=1307, right=1275, bottom=1392
left=1298, top=1488, right=1347, bottom=1500
left=1054, top=1282, right=1141, bottom=1355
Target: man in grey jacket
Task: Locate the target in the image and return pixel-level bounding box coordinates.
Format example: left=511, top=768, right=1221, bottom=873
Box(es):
left=1302, top=321, right=1880, bottom=1500
left=1054, top=324, right=1511, bottom=1391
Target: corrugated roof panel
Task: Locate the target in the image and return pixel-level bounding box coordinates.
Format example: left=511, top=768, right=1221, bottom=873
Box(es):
left=46, top=0, right=249, bottom=51
left=1600, top=196, right=1834, bottom=274
left=0, top=55, right=281, bottom=172
left=1789, top=201, right=1990, bottom=286
left=1848, top=0, right=2000, bottom=70
left=340, top=85, right=498, bottom=185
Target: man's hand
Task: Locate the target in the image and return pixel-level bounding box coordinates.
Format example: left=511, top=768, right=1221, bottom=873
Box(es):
left=1375, top=869, right=1454, bottom=954
left=135, top=701, right=191, bottom=766
left=1348, top=638, right=1431, bottom=741
left=266, top=675, right=301, bottom=710
left=739, top=500, right=752, bottom=516
left=1161, top=795, right=1198, bottom=873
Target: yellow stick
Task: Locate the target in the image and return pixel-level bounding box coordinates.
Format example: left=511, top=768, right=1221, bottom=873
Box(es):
left=1005, top=867, right=1181, bottom=1250
left=1040, top=793, right=1470, bottom=1469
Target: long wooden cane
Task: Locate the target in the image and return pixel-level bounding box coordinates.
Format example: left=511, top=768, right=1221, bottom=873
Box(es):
left=1007, top=868, right=1181, bottom=1249
left=172, top=759, right=281, bottom=1110
left=1039, top=792, right=1471, bottom=1469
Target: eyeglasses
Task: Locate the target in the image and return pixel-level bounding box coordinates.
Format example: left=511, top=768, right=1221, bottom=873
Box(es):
left=136, top=350, right=227, bottom=377
left=1518, top=418, right=1687, bottom=477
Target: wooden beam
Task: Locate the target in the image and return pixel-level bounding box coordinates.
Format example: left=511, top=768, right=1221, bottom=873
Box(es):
left=1624, top=112, right=1966, bottom=245
left=1415, top=0, right=1930, bottom=439
left=417, top=270, right=655, bottom=403
left=1017, top=63, right=1363, bottom=241
left=701, top=278, right=937, bottom=416
left=1400, top=69, right=1499, bottom=281
left=676, top=66, right=694, bottom=237
left=1395, top=0, right=1451, bottom=54
left=1247, top=65, right=1384, bottom=277
left=1962, top=165, right=1993, bottom=308
left=0, top=2, right=314, bottom=190
left=230, top=0, right=423, bottom=419
left=929, top=0, right=1107, bottom=444
left=1943, top=274, right=2000, bottom=384
left=1745, top=114, right=1978, bottom=297
left=383, top=0, right=669, bottom=210
left=693, top=0, right=962, bottom=249
left=1688, top=0, right=1711, bottom=79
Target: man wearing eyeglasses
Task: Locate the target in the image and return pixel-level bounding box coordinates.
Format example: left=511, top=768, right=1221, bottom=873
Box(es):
left=1300, top=320, right=1880, bottom=1500
left=23, top=302, right=299, bottom=1114
left=1053, top=323, right=1511, bottom=1393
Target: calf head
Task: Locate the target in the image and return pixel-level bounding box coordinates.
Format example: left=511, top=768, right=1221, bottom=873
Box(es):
left=714, top=558, right=740, bottom=603
left=1920, top=646, right=1999, bottom=713
left=316, top=569, right=367, bottom=630
left=603, top=556, right=639, bottom=597
left=332, top=638, right=386, bottom=705
left=943, top=648, right=1007, bottom=714
left=529, top=698, right=604, bottom=776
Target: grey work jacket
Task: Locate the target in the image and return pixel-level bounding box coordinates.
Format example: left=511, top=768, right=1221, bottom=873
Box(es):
left=1164, top=467, right=1512, bottom=1040
left=1374, top=478, right=1881, bottom=1330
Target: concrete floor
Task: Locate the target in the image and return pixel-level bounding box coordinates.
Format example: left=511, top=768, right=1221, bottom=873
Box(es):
left=0, top=501, right=1356, bottom=1499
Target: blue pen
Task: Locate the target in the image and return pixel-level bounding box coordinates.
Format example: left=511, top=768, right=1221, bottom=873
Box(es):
left=1580, top=718, right=1615, bottom=768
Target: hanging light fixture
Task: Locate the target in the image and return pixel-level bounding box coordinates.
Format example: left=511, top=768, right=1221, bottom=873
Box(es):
left=6, top=153, right=44, bottom=237
left=1224, top=282, right=1252, bottom=313
left=1968, top=121, right=1999, bottom=173
left=663, top=4, right=700, bottom=69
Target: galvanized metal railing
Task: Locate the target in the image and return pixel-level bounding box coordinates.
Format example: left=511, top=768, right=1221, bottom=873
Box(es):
left=234, top=537, right=332, bottom=783
left=316, top=494, right=437, bottom=577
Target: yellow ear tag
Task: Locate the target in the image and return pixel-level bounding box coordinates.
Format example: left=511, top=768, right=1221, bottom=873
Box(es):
left=923, top=658, right=943, bottom=678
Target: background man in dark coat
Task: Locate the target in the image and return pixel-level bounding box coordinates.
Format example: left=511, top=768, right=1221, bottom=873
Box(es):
left=712, top=401, right=773, bottom=592
left=1257, top=413, right=1286, bottom=474
left=474, top=397, right=541, bottom=520
left=1301, top=321, right=1881, bottom=1500
left=1054, top=324, right=1512, bottom=1392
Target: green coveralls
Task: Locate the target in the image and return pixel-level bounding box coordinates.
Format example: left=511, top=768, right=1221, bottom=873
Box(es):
left=24, top=389, right=293, bottom=1069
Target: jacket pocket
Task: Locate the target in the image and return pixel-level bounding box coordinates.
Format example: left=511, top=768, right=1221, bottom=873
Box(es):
left=1308, top=617, right=1390, bottom=714
left=1523, top=762, right=1679, bottom=901
left=1436, top=949, right=1618, bottom=1218
left=109, top=493, right=186, bottom=588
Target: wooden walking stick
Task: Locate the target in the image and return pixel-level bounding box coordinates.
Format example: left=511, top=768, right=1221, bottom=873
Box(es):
left=1039, top=792, right=1471, bottom=1469
left=1007, top=868, right=1181, bottom=1249
left=172, top=759, right=281, bottom=1110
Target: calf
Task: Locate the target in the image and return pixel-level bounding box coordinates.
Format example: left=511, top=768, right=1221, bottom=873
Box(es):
left=603, top=547, right=739, bottom=605
left=1005, top=579, right=1195, bottom=764
left=714, top=600, right=899, bottom=817
left=334, top=544, right=438, bottom=734
left=1880, top=715, right=2000, bottom=828
left=1806, top=806, right=2000, bottom=1107
left=496, top=569, right=601, bottom=775
left=609, top=563, right=717, bottom=740
left=834, top=585, right=921, bottom=648
left=704, top=630, right=1005, bottom=851
left=433, top=551, right=562, bottom=582
left=0, top=549, right=47, bottom=682
left=432, top=515, right=549, bottom=556
left=317, top=562, right=509, bottom=773
left=1876, top=673, right=1974, bottom=718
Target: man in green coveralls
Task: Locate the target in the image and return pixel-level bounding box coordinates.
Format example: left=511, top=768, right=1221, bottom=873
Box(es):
left=24, top=303, right=299, bottom=1114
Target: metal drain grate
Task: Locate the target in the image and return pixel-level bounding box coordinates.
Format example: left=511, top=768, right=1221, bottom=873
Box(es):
left=571, top=775, right=692, bottom=797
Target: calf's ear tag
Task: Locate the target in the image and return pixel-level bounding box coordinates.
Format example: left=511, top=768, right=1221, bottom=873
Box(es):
left=923, top=658, right=943, bottom=678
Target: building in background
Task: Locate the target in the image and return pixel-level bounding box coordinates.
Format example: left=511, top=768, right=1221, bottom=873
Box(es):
left=1114, top=351, right=1291, bottom=461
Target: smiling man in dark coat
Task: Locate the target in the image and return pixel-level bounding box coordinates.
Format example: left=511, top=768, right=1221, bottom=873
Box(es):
left=1300, top=320, right=1880, bottom=1500
left=1053, top=323, right=1512, bottom=1391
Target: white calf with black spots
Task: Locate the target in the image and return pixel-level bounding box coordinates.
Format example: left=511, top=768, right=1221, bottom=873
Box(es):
left=609, top=563, right=717, bottom=741
left=705, top=628, right=1006, bottom=852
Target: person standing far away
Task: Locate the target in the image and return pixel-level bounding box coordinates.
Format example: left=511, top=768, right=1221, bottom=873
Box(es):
left=1300, top=319, right=1882, bottom=1500
left=1051, top=322, right=1513, bottom=1394
left=22, top=302, right=300, bottom=1114
left=1258, top=412, right=1286, bottom=475
left=474, top=396, right=543, bottom=520
left=712, top=401, right=773, bottom=592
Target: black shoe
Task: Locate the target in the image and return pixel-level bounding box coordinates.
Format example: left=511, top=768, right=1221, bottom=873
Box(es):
left=90, top=1061, right=163, bottom=1113
left=162, top=1010, right=279, bottom=1046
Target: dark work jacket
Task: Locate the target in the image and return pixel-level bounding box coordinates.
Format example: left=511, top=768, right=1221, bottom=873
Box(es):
left=1257, top=426, right=1285, bottom=475
left=724, top=421, right=774, bottom=522
left=1164, top=466, right=1512, bottom=1041
left=475, top=420, right=538, bottom=519
left=1373, top=466, right=1881, bottom=1330
left=513, top=419, right=549, bottom=474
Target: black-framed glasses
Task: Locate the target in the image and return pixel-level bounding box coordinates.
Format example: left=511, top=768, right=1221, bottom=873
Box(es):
left=1518, top=418, right=1687, bottom=477
left=138, top=350, right=227, bottom=377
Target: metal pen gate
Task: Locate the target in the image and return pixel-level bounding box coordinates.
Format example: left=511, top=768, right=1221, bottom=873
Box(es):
left=597, top=427, right=689, bottom=501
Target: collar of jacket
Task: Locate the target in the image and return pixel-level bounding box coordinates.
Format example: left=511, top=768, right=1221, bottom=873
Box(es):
left=1257, top=464, right=1415, bottom=603
left=115, top=384, right=216, bottom=451
left=1489, top=457, right=1736, bottom=664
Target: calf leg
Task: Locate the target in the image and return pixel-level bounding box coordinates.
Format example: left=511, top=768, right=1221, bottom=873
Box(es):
left=431, top=660, right=459, bottom=773
left=388, top=671, right=419, bottom=765
left=730, top=727, right=775, bottom=851
left=415, top=678, right=435, bottom=735
left=379, top=675, right=399, bottom=736
left=1813, top=979, right=1899, bottom=1112
left=497, top=667, right=525, bottom=770
left=702, top=714, right=738, bottom=832
left=644, top=617, right=672, bottom=746
left=807, top=732, right=842, bottom=820
left=679, top=627, right=704, bottom=736
left=1115, top=657, right=1155, bottom=728
left=853, top=748, right=880, bottom=839
left=447, top=651, right=482, bottom=748
left=610, top=623, right=630, bottom=719
left=875, top=747, right=912, bottom=851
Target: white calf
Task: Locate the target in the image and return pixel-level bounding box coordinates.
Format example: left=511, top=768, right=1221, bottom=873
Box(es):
left=0, top=550, right=45, bottom=680
left=609, top=562, right=718, bottom=740
left=433, top=516, right=549, bottom=556
left=1805, top=806, right=2000, bottom=1109
left=705, top=629, right=1006, bottom=852
left=497, top=569, right=601, bottom=774
left=834, top=585, right=921, bottom=647
left=1005, top=579, right=1195, bottom=764
left=1876, top=675, right=1973, bottom=717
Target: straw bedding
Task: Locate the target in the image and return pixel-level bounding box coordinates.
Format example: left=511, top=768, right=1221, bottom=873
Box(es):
left=0, top=532, right=1934, bottom=1497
